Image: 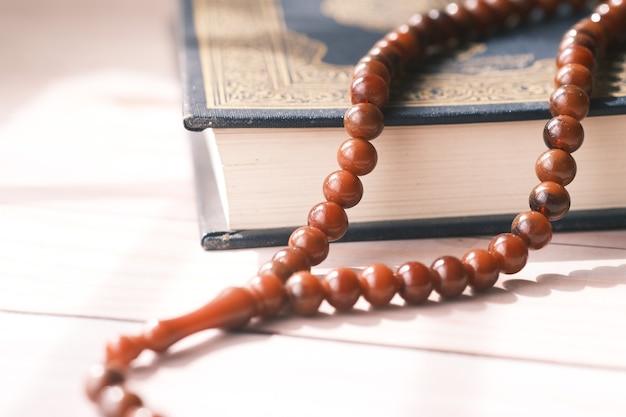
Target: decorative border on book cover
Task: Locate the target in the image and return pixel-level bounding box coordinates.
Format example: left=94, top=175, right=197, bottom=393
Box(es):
left=192, top=0, right=626, bottom=112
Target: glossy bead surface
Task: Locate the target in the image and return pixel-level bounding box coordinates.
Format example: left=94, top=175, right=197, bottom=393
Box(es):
left=407, top=12, right=437, bottom=45
left=372, top=39, right=406, bottom=70
left=359, top=263, right=398, bottom=307
left=425, top=8, right=457, bottom=43
left=592, top=6, right=622, bottom=42
left=572, top=18, right=607, bottom=51
left=396, top=261, right=433, bottom=304
left=384, top=24, right=422, bottom=62
left=430, top=256, right=468, bottom=299
left=288, top=226, right=329, bottom=266
left=343, top=103, right=384, bottom=140
left=549, top=84, right=589, bottom=120
left=464, top=0, right=498, bottom=34
left=352, top=60, right=391, bottom=85
left=323, top=169, right=363, bottom=208
left=322, top=267, right=361, bottom=311
left=246, top=273, right=287, bottom=317
left=543, top=115, right=584, bottom=152
left=307, top=201, right=349, bottom=241
left=337, top=138, right=378, bottom=176
left=257, top=259, right=293, bottom=283
left=85, top=364, right=125, bottom=402
left=535, top=148, right=577, bottom=185
left=556, top=45, right=595, bottom=71
left=285, top=271, right=325, bottom=316
left=529, top=181, right=571, bottom=220
left=559, top=29, right=598, bottom=55
left=98, top=386, right=143, bottom=417
left=488, top=233, right=528, bottom=274
left=461, top=249, right=500, bottom=291
left=484, top=0, right=518, bottom=22
left=511, top=210, right=552, bottom=250
left=350, top=73, right=389, bottom=109
left=554, top=63, right=592, bottom=95
left=272, top=247, right=311, bottom=273
left=445, top=2, right=476, bottom=37
left=605, top=0, right=626, bottom=20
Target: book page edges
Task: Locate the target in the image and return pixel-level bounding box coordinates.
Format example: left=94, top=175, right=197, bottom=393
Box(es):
left=208, top=114, right=626, bottom=230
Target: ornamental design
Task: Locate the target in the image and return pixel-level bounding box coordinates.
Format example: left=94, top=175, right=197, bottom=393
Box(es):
left=192, top=0, right=626, bottom=110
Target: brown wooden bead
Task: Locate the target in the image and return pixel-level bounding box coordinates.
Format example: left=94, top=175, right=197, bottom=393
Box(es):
left=85, top=364, right=125, bottom=402
left=98, top=386, right=143, bottom=417
left=463, top=0, right=498, bottom=34
left=352, top=60, right=391, bottom=85
left=572, top=18, right=607, bottom=52
left=461, top=249, right=500, bottom=291
left=288, top=226, right=330, bottom=266
left=529, top=181, right=571, bottom=221
left=396, top=261, right=433, bottom=304
left=535, top=148, right=577, bottom=185
left=593, top=4, right=622, bottom=43
left=554, top=63, right=592, bottom=95
left=484, top=0, right=518, bottom=23
left=384, top=24, right=422, bottom=62
left=430, top=256, right=468, bottom=299
left=425, top=8, right=457, bottom=44
left=511, top=210, right=552, bottom=250
left=407, top=12, right=437, bottom=45
left=343, top=103, right=384, bottom=140
left=246, top=273, right=287, bottom=317
left=372, top=38, right=406, bottom=70
left=445, top=2, right=477, bottom=38
left=337, top=138, right=378, bottom=176
left=608, top=0, right=626, bottom=21
left=559, top=29, right=598, bottom=55
left=543, top=115, right=584, bottom=152
left=257, top=259, right=293, bottom=283
left=359, top=263, right=398, bottom=307
left=609, top=0, right=626, bottom=11
left=285, top=271, right=325, bottom=316
left=308, top=201, right=348, bottom=242
left=272, top=247, right=311, bottom=273
left=323, top=169, right=363, bottom=208
left=488, top=233, right=528, bottom=274
left=556, top=45, right=595, bottom=71
left=357, top=54, right=397, bottom=80
left=322, top=267, right=361, bottom=311
left=549, top=84, right=589, bottom=121
left=350, top=73, right=389, bottom=109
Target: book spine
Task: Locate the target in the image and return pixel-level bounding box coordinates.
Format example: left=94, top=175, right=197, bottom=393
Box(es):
left=201, top=209, right=626, bottom=250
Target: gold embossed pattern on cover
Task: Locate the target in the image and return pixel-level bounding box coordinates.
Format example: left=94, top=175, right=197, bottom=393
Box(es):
left=192, top=0, right=626, bottom=110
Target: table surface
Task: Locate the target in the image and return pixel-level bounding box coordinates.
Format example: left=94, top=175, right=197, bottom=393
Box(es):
left=2, top=1, right=626, bottom=416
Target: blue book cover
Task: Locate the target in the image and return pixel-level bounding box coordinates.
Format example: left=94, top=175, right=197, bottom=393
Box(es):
left=178, top=0, right=626, bottom=250
left=181, top=0, right=626, bottom=131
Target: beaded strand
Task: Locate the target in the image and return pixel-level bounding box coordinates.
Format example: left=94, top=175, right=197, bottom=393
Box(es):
left=85, top=1, right=626, bottom=416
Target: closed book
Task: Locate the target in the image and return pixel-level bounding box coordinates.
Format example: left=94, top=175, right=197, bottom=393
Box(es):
left=179, top=0, right=626, bottom=250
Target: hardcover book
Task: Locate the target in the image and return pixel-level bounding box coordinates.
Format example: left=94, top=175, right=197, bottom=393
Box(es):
left=179, top=0, right=626, bottom=250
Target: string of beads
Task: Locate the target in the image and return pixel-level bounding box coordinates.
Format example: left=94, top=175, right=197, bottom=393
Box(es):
left=85, top=1, right=626, bottom=416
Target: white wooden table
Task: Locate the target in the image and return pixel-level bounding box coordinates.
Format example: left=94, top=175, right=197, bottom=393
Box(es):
left=1, top=1, right=625, bottom=416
